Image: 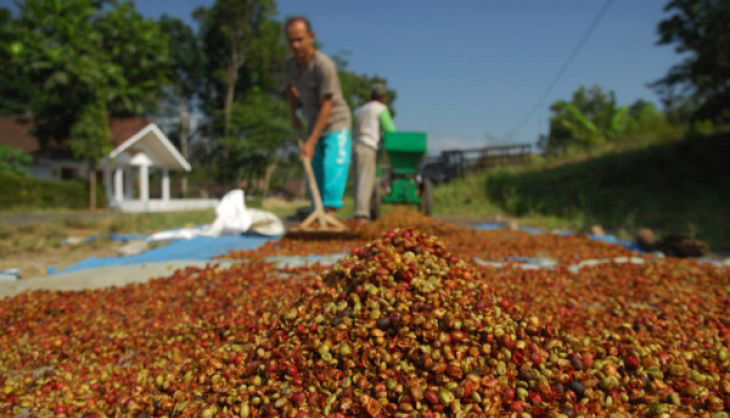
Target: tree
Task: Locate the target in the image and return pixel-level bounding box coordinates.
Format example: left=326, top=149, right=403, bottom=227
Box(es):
left=193, top=0, right=290, bottom=191
left=70, top=97, right=111, bottom=209
left=216, top=89, right=290, bottom=191
left=0, top=145, right=32, bottom=176
left=94, top=1, right=171, bottom=116
left=159, top=16, right=206, bottom=113
left=0, top=7, right=32, bottom=115
left=157, top=15, right=206, bottom=194
left=546, top=101, right=602, bottom=154
left=652, top=0, right=730, bottom=123
left=333, top=51, right=398, bottom=114
left=542, top=85, right=666, bottom=156
left=5, top=0, right=170, bottom=208
left=543, top=85, right=616, bottom=155
left=195, top=0, right=280, bottom=136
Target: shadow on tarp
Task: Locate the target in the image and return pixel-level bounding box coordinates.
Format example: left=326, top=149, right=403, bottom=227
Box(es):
left=474, top=224, right=642, bottom=253
left=56, top=235, right=278, bottom=275
left=109, top=233, right=149, bottom=242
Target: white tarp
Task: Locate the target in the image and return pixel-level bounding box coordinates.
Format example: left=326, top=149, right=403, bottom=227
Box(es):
left=147, top=189, right=284, bottom=241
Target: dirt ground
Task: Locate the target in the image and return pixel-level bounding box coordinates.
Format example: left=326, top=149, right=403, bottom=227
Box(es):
left=0, top=236, right=124, bottom=279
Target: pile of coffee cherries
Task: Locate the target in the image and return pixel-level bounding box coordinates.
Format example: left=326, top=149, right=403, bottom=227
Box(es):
left=0, top=210, right=727, bottom=417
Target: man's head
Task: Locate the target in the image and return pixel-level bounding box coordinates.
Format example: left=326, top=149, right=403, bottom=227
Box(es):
left=370, top=82, right=388, bottom=103
left=285, top=17, right=315, bottom=64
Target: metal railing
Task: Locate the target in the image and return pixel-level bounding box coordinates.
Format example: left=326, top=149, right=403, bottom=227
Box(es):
left=420, top=143, right=533, bottom=183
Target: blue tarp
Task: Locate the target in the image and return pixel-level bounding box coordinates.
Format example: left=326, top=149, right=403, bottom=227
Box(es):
left=474, top=223, right=502, bottom=231
left=55, top=223, right=645, bottom=275
left=588, top=234, right=643, bottom=252
left=474, top=224, right=541, bottom=234
left=56, top=235, right=277, bottom=275
left=475, top=223, right=642, bottom=252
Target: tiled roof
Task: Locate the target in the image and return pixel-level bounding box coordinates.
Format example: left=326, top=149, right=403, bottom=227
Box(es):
left=109, top=118, right=153, bottom=147
left=0, top=116, right=37, bottom=152
left=0, top=116, right=153, bottom=153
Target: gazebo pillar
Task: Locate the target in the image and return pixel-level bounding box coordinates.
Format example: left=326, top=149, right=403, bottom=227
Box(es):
left=139, top=164, right=149, bottom=202
left=114, top=167, right=124, bottom=202
left=161, top=168, right=170, bottom=201
left=124, top=167, right=134, bottom=200
left=103, top=169, right=112, bottom=203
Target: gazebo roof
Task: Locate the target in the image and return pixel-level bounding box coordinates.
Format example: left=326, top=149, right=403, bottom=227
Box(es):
left=104, top=123, right=191, bottom=172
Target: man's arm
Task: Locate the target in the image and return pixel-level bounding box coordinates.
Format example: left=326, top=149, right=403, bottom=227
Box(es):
left=301, top=53, right=340, bottom=158
left=301, top=95, right=333, bottom=159
left=287, top=85, right=302, bottom=134
left=379, top=107, right=396, bottom=132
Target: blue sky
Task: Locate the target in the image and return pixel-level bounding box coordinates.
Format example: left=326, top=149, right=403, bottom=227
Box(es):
left=3, top=0, right=682, bottom=154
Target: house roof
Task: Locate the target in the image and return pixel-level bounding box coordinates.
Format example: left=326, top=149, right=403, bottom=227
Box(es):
left=110, top=118, right=153, bottom=147
left=0, top=117, right=37, bottom=153
left=0, top=116, right=153, bottom=152
left=0, top=117, right=191, bottom=172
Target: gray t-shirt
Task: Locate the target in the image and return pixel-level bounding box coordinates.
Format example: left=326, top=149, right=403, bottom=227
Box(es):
left=284, top=50, right=351, bottom=136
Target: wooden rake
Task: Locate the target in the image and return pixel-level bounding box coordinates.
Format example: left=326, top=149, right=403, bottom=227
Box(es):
left=288, top=149, right=349, bottom=235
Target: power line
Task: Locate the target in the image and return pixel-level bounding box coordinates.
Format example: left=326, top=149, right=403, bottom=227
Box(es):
left=504, top=0, right=615, bottom=141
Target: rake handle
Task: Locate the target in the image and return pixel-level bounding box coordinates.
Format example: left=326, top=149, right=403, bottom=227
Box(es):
left=298, top=139, right=326, bottom=214
left=301, top=155, right=325, bottom=215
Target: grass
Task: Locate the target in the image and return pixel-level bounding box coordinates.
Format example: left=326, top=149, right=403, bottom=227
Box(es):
left=433, top=129, right=730, bottom=251
left=0, top=210, right=214, bottom=258
left=433, top=170, right=504, bottom=217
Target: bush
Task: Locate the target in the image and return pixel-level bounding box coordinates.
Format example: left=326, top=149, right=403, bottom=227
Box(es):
left=485, top=130, right=730, bottom=250
left=0, top=145, right=32, bottom=175
left=0, top=172, right=106, bottom=209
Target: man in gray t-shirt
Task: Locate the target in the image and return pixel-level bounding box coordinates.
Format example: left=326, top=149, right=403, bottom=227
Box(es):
left=284, top=17, right=352, bottom=212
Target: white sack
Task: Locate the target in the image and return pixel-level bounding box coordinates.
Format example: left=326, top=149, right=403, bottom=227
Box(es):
left=206, top=189, right=252, bottom=235
left=147, top=189, right=284, bottom=241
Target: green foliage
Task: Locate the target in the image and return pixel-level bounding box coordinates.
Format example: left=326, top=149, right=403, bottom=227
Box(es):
left=550, top=101, right=602, bottom=149
left=0, top=172, right=106, bottom=209
left=3, top=0, right=169, bottom=146
left=542, top=85, right=680, bottom=156
left=333, top=51, right=398, bottom=114
left=0, top=7, right=31, bottom=115
left=432, top=169, right=503, bottom=216
left=653, top=0, right=730, bottom=123
left=687, top=118, right=715, bottom=138
left=70, top=99, right=112, bottom=161
left=94, top=1, right=171, bottom=117
left=0, top=145, right=32, bottom=175
left=190, top=0, right=289, bottom=187
left=237, top=18, right=287, bottom=96
left=608, top=106, right=630, bottom=139
left=194, top=0, right=282, bottom=135
left=215, top=90, right=290, bottom=183
left=486, top=130, right=730, bottom=250
left=158, top=15, right=206, bottom=107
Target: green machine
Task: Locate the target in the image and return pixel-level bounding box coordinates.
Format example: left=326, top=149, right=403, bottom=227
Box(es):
left=371, top=131, right=433, bottom=219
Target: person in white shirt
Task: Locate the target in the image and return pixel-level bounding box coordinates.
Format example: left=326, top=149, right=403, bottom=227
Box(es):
left=352, top=82, right=395, bottom=222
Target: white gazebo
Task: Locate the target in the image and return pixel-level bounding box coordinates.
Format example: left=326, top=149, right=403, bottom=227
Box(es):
left=100, top=123, right=218, bottom=212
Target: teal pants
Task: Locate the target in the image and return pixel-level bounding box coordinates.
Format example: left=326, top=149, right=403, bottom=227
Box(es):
left=311, top=129, right=351, bottom=209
